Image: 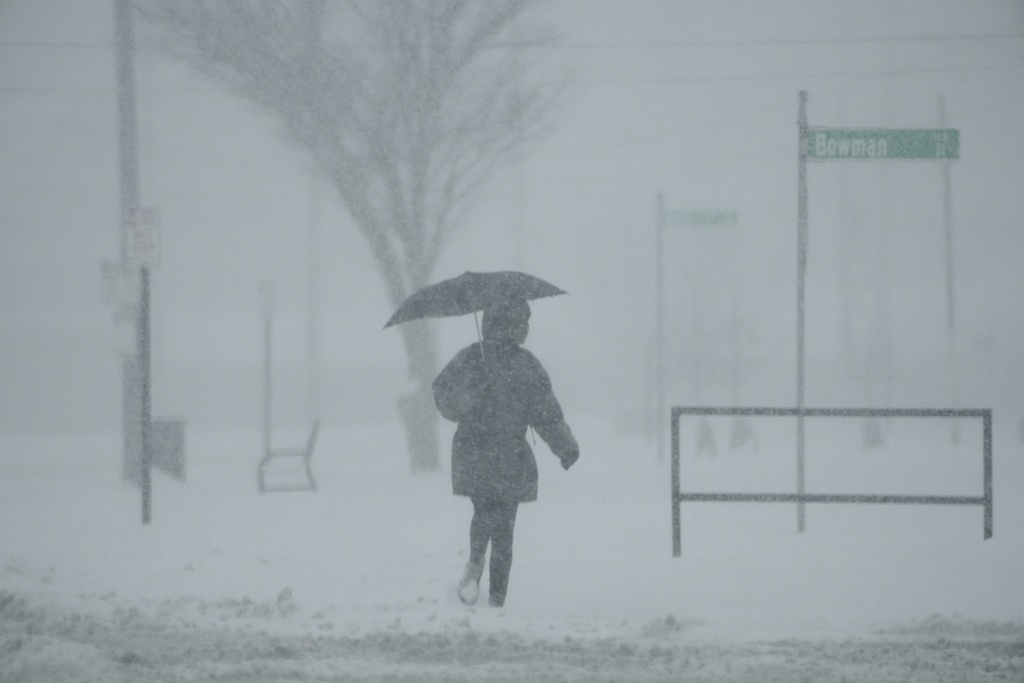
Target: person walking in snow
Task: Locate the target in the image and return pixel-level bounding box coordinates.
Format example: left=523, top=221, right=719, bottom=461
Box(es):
left=432, top=298, right=579, bottom=608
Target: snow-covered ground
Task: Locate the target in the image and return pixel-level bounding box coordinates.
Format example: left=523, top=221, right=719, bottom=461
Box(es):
left=2, top=415, right=1022, bottom=681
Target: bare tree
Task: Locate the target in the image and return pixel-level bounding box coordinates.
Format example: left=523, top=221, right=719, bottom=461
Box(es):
left=134, top=0, right=566, bottom=470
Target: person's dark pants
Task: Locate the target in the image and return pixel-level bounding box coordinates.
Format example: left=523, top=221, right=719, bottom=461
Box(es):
left=469, top=496, right=520, bottom=607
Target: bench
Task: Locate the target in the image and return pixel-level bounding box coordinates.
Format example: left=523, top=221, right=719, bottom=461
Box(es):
left=258, top=420, right=320, bottom=493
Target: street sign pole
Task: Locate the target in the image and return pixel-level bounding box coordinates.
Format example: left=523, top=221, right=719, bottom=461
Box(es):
left=654, top=200, right=740, bottom=462
left=797, top=91, right=808, bottom=534
left=796, top=91, right=960, bottom=533
left=939, top=95, right=960, bottom=444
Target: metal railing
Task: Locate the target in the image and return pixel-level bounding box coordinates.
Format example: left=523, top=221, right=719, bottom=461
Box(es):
left=671, top=406, right=993, bottom=557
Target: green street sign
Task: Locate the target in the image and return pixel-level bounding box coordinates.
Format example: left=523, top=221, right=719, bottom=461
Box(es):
left=805, top=127, right=959, bottom=160
left=664, top=209, right=738, bottom=227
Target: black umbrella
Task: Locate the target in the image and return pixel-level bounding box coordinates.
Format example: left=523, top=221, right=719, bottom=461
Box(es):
left=383, top=270, right=566, bottom=329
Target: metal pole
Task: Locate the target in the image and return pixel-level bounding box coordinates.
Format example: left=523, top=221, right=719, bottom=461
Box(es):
left=983, top=409, right=993, bottom=539
left=797, top=91, right=808, bottom=533
left=264, top=316, right=272, bottom=458
left=115, top=0, right=138, bottom=258
left=671, top=408, right=681, bottom=557
left=258, top=281, right=274, bottom=466
left=307, top=179, right=321, bottom=421
left=939, top=96, right=960, bottom=444
left=140, top=267, right=152, bottom=524
left=644, top=341, right=654, bottom=447
left=655, top=192, right=666, bottom=461
left=116, top=0, right=150, bottom=524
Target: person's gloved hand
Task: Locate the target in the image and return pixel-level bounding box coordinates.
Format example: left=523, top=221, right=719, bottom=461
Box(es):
left=560, top=447, right=579, bottom=471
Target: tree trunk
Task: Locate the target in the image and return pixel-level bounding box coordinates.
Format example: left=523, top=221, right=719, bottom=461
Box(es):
left=397, top=318, right=440, bottom=471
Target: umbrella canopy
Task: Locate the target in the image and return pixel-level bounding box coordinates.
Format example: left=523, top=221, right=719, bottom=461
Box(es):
left=383, top=271, right=566, bottom=328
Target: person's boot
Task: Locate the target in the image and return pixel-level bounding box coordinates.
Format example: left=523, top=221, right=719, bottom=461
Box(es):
left=457, top=560, right=484, bottom=605
left=488, top=545, right=512, bottom=608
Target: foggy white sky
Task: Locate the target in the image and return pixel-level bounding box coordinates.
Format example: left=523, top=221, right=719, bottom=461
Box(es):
left=1, top=0, right=1022, bottom=432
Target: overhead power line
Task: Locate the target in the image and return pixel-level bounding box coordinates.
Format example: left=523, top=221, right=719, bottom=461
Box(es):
left=3, top=32, right=1023, bottom=50
left=0, top=41, right=113, bottom=48
left=568, top=63, right=1023, bottom=87
left=2, top=61, right=1019, bottom=93
left=496, top=33, right=1024, bottom=50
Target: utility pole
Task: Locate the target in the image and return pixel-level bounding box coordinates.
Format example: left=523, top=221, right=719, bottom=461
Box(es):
left=115, top=0, right=152, bottom=525
left=512, top=40, right=527, bottom=269
left=303, top=6, right=322, bottom=422
left=115, top=0, right=138, bottom=236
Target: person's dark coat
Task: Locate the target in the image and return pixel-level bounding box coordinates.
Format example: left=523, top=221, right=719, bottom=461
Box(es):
left=433, top=335, right=578, bottom=504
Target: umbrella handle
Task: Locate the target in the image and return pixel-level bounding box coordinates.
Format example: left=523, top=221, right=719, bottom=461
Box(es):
left=474, top=311, right=485, bottom=362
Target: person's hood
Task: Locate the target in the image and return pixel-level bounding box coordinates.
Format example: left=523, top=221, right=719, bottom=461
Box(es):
left=482, top=299, right=530, bottom=342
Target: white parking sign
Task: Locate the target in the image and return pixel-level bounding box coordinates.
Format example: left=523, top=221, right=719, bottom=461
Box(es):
left=124, top=206, right=161, bottom=268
